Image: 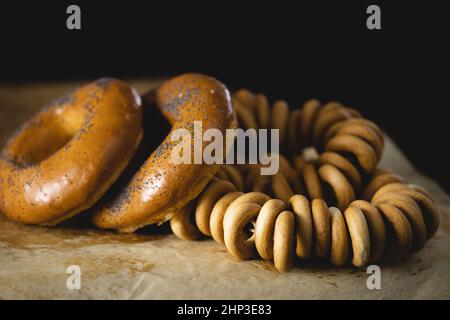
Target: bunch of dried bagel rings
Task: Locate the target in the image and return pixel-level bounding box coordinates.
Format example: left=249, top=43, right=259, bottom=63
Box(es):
left=0, top=75, right=440, bottom=273
left=170, top=89, right=440, bottom=272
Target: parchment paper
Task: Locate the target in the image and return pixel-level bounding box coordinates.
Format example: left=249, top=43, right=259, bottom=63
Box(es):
left=0, top=81, right=449, bottom=299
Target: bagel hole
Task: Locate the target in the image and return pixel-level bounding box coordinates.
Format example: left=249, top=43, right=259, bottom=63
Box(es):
left=243, top=220, right=256, bottom=241
left=322, top=181, right=338, bottom=208
left=4, top=105, right=85, bottom=166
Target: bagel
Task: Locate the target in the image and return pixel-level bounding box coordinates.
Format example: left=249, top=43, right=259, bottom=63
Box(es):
left=0, top=78, right=143, bottom=225
left=92, top=74, right=236, bottom=232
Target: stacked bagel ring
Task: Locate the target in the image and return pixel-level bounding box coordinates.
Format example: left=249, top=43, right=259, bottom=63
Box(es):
left=170, top=89, right=440, bottom=272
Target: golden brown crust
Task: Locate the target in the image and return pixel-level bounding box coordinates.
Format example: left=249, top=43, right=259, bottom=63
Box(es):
left=319, top=151, right=362, bottom=191
left=375, top=203, right=412, bottom=261
left=0, top=78, right=142, bottom=225
left=273, top=210, right=295, bottom=272
left=223, top=202, right=261, bottom=260
left=372, top=182, right=440, bottom=238
left=325, top=134, right=377, bottom=175
left=300, top=99, right=321, bottom=146
left=92, top=74, right=236, bottom=232
left=344, top=206, right=370, bottom=267
left=271, top=172, right=294, bottom=203
left=254, top=199, right=287, bottom=260
left=311, top=199, right=331, bottom=259
left=169, top=202, right=202, bottom=240
left=329, top=207, right=350, bottom=266
left=302, top=163, right=324, bottom=199
left=271, top=100, right=290, bottom=146
left=289, top=195, right=314, bottom=259
left=195, top=180, right=236, bottom=236
left=349, top=200, right=386, bottom=262
left=318, top=164, right=355, bottom=210
left=362, top=171, right=405, bottom=200
left=312, top=102, right=351, bottom=146
left=372, top=192, right=427, bottom=251
left=210, top=192, right=243, bottom=244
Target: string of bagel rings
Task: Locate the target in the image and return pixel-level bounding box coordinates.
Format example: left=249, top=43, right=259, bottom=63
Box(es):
left=0, top=76, right=440, bottom=273
left=170, top=89, right=440, bottom=272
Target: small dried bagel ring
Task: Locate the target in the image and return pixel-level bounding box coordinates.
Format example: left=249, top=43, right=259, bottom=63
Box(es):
left=224, top=192, right=271, bottom=221
left=376, top=203, right=412, bottom=261
left=311, top=199, right=331, bottom=259
left=233, top=98, right=258, bottom=130
left=271, top=100, right=290, bottom=145
left=255, top=199, right=287, bottom=260
left=223, top=202, right=261, bottom=260
left=343, top=206, right=371, bottom=267
left=273, top=210, right=296, bottom=272
left=170, top=202, right=201, bottom=240
left=312, top=102, right=351, bottom=145
left=233, top=89, right=256, bottom=110
left=349, top=200, right=386, bottom=262
left=195, top=180, right=236, bottom=236
left=300, top=99, right=321, bottom=146
left=329, top=207, right=350, bottom=266
left=210, top=191, right=243, bottom=244
left=372, top=183, right=440, bottom=238
left=318, top=164, right=355, bottom=210
left=319, top=151, right=362, bottom=191
left=335, top=122, right=383, bottom=160
left=302, top=163, right=324, bottom=199
left=325, top=134, right=377, bottom=174
left=362, top=171, right=405, bottom=200
left=289, top=195, right=314, bottom=259
left=272, top=173, right=294, bottom=203
left=373, top=192, right=427, bottom=251
left=324, top=118, right=383, bottom=145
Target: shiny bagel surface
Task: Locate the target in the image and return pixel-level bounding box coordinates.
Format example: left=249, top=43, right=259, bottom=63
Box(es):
left=0, top=78, right=143, bottom=225
left=92, top=74, right=236, bottom=232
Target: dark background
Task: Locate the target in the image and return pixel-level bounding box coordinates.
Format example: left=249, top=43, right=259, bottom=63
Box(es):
left=1, top=1, right=449, bottom=191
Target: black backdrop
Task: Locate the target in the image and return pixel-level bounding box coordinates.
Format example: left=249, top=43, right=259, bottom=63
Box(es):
left=1, top=1, right=449, bottom=191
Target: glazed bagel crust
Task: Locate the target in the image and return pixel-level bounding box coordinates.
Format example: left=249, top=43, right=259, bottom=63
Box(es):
left=93, top=74, right=236, bottom=232
left=0, top=78, right=143, bottom=225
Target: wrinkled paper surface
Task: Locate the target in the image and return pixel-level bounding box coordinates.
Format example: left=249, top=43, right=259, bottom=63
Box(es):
left=0, top=81, right=449, bottom=299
